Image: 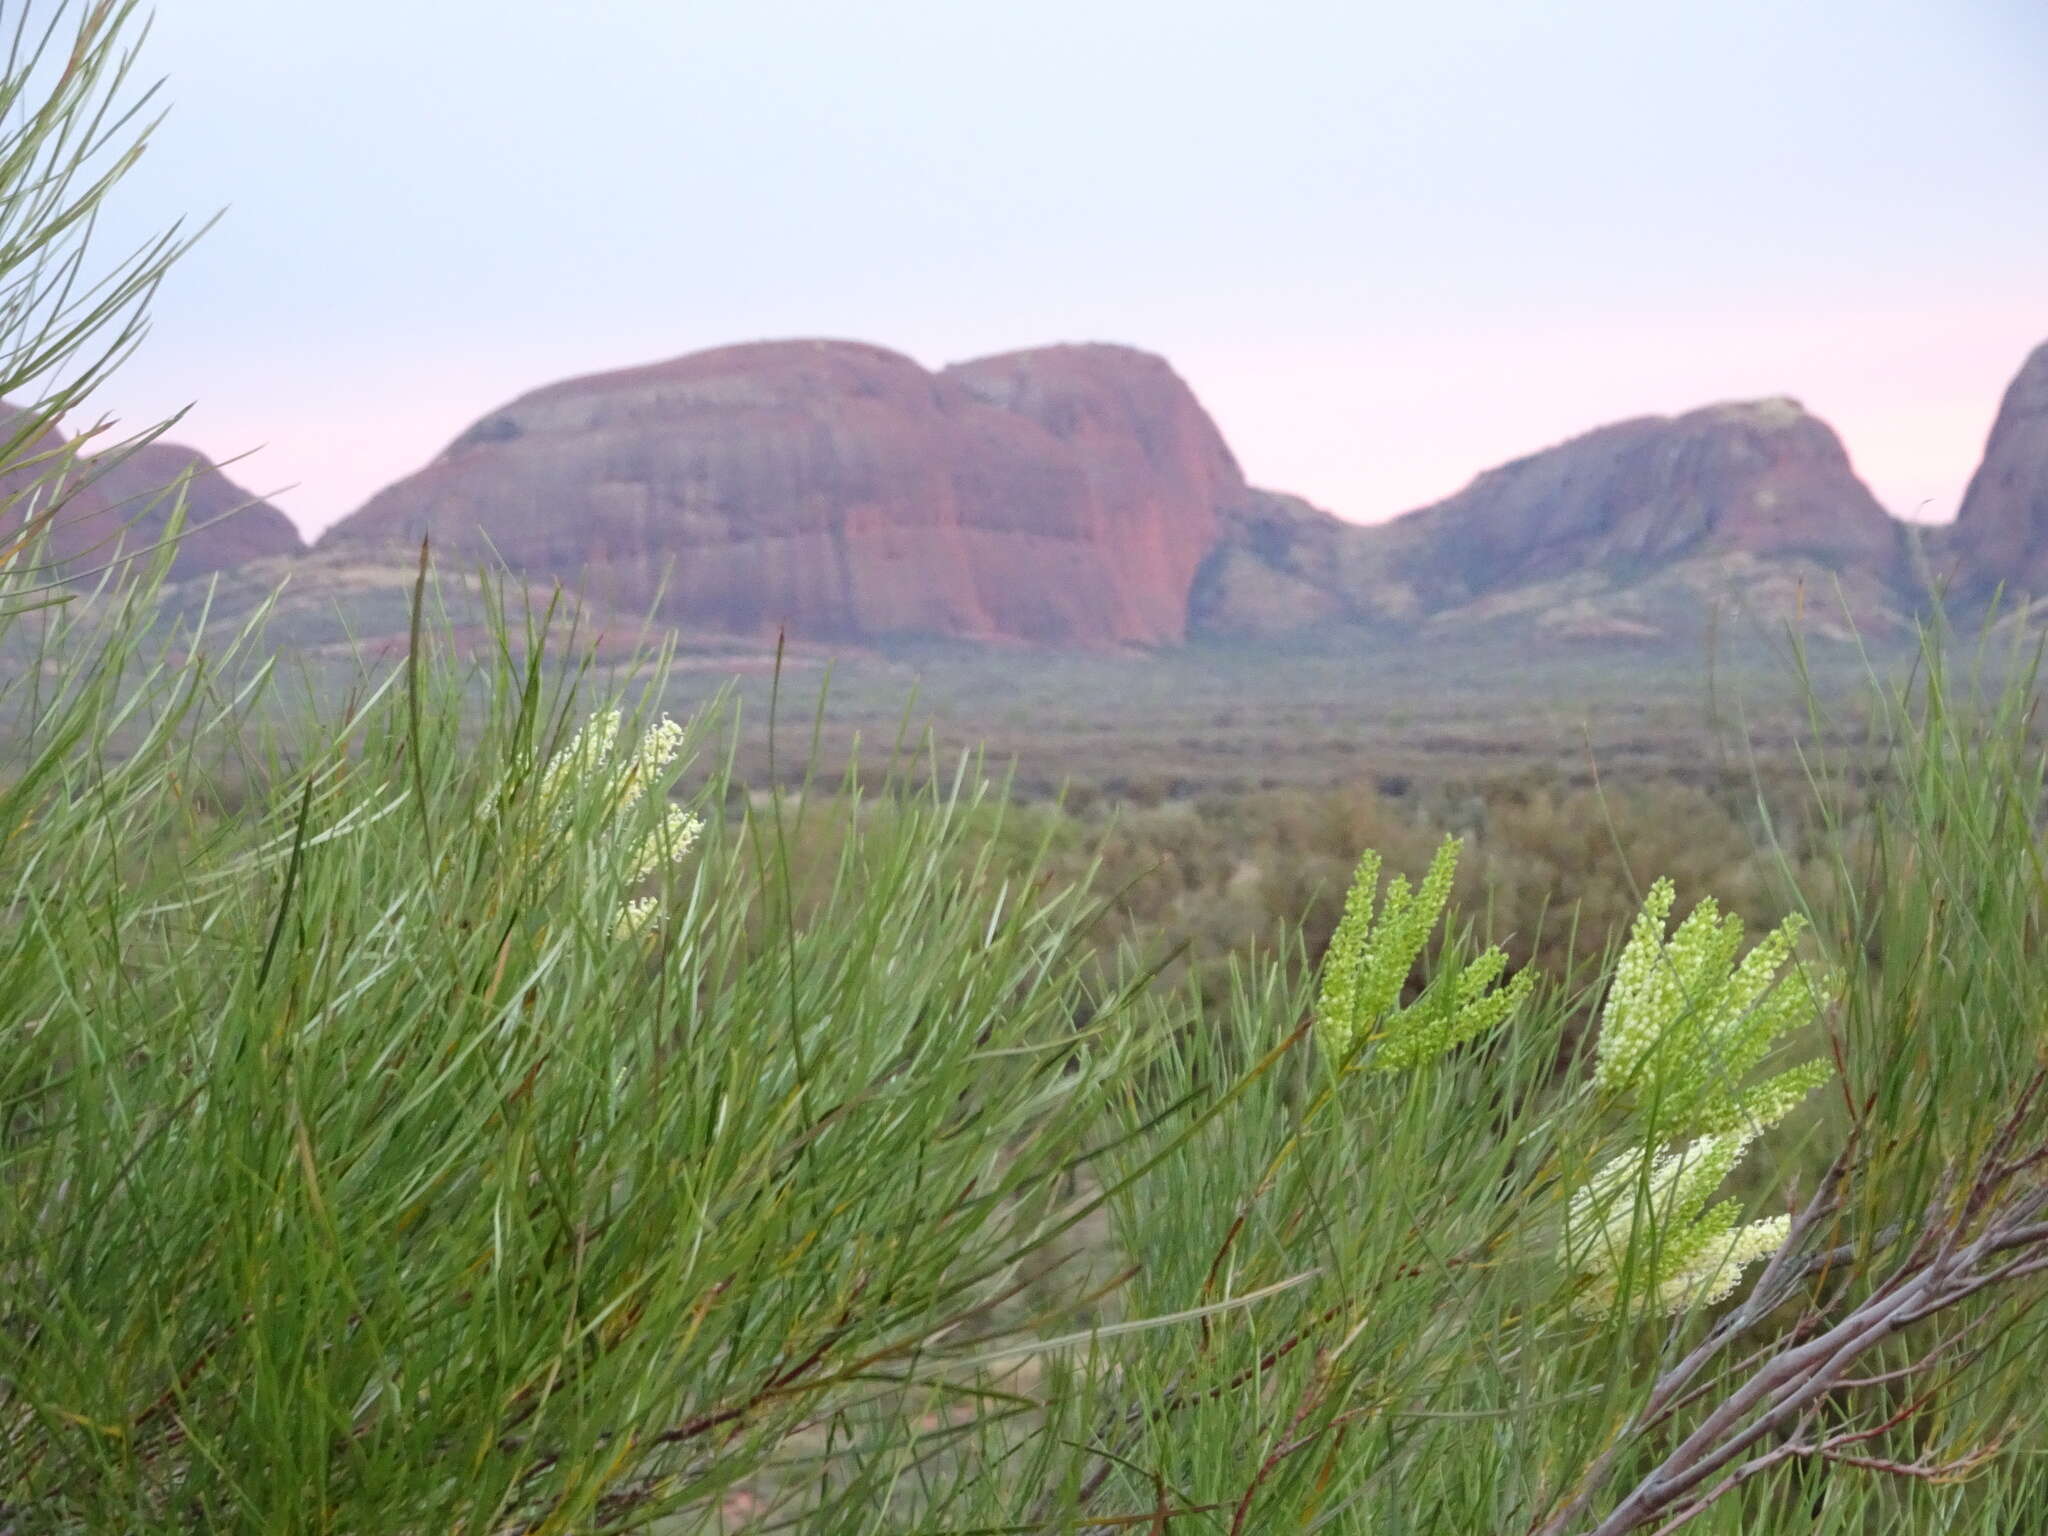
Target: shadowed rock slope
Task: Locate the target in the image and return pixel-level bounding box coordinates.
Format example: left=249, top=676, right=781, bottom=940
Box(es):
left=1193, top=398, right=1916, bottom=643
left=1, top=404, right=302, bottom=581
left=319, top=340, right=1244, bottom=647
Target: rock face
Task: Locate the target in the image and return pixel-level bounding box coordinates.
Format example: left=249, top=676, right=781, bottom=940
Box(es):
left=1189, top=491, right=1391, bottom=636
left=319, top=340, right=1243, bottom=646
left=1943, top=341, right=2048, bottom=601
left=88, top=438, right=304, bottom=577
left=1192, top=398, right=1913, bottom=642
left=0, top=404, right=303, bottom=580
left=1367, top=398, right=1907, bottom=610
left=317, top=334, right=1952, bottom=650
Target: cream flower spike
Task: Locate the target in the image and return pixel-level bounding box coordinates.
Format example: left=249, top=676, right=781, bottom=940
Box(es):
left=1565, top=1131, right=1775, bottom=1319
left=1563, top=880, right=1838, bottom=1319
left=1593, top=883, right=1837, bottom=1143
left=517, top=707, right=705, bottom=944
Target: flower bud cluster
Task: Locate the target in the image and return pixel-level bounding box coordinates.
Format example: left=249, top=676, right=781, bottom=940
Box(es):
left=536, top=708, right=624, bottom=817
left=1314, top=837, right=1531, bottom=1071
left=1565, top=1129, right=1794, bottom=1318
left=1594, top=880, right=1836, bottom=1143
left=1565, top=882, right=1838, bottom=1317
left=527, top=708, right=702, bottom=942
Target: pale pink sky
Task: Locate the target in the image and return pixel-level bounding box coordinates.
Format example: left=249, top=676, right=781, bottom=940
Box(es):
left=91, top=0, right=2048, bottom=538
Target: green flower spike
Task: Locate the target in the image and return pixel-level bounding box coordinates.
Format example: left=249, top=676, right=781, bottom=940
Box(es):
left=1315, top=837, right=1532, bottom=1071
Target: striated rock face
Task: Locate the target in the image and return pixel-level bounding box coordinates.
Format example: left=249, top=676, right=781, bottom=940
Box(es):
left=1944, top=341, right=2048, bottom=601
left=942, top=346, right=1241, bottom=642
left=0, top=404, right=303, bottom=580
left=320, top=339, right=1243, bottom=646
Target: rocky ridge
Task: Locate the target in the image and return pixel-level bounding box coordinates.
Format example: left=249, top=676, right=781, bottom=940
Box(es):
left=1193, top=396, right=1917, bottom=642
left=23, top=334, right=2048, bottom=653
left=1, top=404, right=302, bottom=581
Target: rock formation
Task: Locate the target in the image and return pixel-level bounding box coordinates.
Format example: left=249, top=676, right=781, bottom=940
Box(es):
left=319, top=340, right=1244, bottom=647
left=314, top=334, right=1987, bottom=650
left=1192, top=398, right=1913, bottom=642
left=1941, top=341, right=2048, bottom=602
left=0, top=404, right=302, bottom=581
left=1189, top=491, right=1392, bottom=636
left=1364, top=398, right=1907, bottom=609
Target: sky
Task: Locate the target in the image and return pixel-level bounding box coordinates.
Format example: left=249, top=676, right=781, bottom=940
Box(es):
left=87, top=0, right=2048, bottom=539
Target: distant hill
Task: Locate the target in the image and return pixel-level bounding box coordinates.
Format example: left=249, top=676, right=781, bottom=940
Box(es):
left=25, top=334, right=2048, bottom=655
left=0, top=404, right=303, bottom=582
left=318, top=340, right=1244, bottom=648
left=1195, top=397, right=1917, bottom=644
left=314, top=335, right=2029, bottom=652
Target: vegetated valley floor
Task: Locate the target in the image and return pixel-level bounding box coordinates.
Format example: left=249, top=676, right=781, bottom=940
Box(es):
left=636, top=628, right=1921, bottom=808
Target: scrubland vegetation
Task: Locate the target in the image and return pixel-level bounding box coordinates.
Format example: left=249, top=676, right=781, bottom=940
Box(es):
left=10, top=549, right=2048, bottom=1533
left=12, top=5, right=2048, bottom=1531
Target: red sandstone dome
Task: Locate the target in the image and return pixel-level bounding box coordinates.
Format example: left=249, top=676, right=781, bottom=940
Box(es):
left=318, top=339, right=1246, bottom=647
